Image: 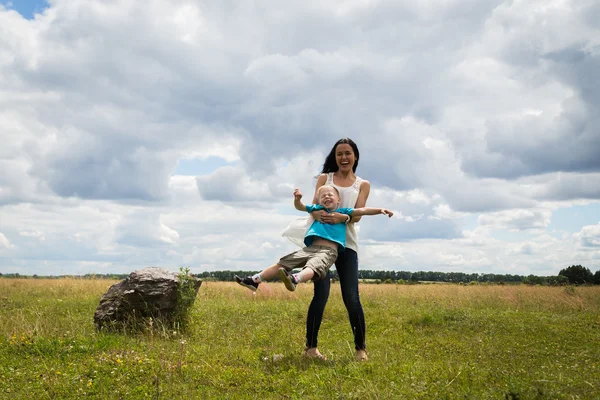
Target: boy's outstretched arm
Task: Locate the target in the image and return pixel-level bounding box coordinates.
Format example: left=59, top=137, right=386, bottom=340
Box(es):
left=352, top=207, right=393, bottom=218
left=294, top=188, right=307, bottom=212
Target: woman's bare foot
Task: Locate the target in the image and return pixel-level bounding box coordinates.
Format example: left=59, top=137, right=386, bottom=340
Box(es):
left=303, top=347, right=327, bottom=360
left=355, top=349, right=368, bottom=361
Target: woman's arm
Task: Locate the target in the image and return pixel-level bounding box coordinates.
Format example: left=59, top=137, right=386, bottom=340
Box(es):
left=311, top=174, right=327, bottom=204
left=352, top=206, right=393, bottom=218
left=349, top=180, right=371, bottom=223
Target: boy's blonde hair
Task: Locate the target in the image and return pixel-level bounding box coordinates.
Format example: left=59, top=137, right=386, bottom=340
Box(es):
left=317, top=185, right=340, bottom=198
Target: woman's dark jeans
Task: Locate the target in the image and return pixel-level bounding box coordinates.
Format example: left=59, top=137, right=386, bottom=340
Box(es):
left=305, top=248, right=366, bottom=350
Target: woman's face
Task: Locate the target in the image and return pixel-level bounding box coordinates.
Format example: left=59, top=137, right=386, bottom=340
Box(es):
left=335, top=143, right=355, bottom=172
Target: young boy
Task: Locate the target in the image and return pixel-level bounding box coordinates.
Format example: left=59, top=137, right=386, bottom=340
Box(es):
left=234, top=185, right=393, bottom=292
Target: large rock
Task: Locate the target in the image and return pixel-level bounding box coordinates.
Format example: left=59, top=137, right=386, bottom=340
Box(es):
left=94, top=267, right=202, bottom=331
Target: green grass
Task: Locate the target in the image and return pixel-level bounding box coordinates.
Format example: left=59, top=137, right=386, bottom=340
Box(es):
left=1, top=279, right=599, bottom=399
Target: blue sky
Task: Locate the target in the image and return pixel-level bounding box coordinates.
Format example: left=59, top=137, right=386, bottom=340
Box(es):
left=0, top=0, right=47, bottom=19
left=1, top=0, right=599, bottom=277
left=548, top=204, right=600, bottom=233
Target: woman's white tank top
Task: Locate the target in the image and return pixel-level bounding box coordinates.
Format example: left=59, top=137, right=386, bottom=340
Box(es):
left=326, top=172, right=362, bottom=254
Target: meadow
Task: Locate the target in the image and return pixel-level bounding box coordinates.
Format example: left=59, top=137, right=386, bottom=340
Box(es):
left=1, top=278, right=599, bottom=399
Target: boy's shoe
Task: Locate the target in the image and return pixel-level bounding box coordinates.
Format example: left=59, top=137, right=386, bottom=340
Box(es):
left=234, top=275, right=259, bottom=292
left=277, top=268, right=297, bottom=292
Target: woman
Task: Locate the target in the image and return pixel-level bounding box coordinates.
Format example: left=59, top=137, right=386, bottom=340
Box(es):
left=304, top=137, right=370, bottom=361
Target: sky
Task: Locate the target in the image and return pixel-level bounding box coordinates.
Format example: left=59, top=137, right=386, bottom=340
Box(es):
left=1, top=0, right=599, bottom=277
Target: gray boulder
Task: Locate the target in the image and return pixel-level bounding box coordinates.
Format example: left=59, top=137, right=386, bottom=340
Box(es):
left=94, top=267, right=202, bottom=331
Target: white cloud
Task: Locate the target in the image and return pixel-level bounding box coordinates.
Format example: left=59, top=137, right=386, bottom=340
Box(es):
left=438, top=253, right=493, bottom=268
left=115, top=211, right=182, bottom=247
left=0, top=232, right=11, bottom=249
left=534, top=172, right=600, bottom=201
left=159, top=222, right=180, bottom=245
left=433, top=204, right=469, bottom=220
left=506, top=234, right=562, bottom=256
left=570, top=221, right=600, bottom=267
left=1, top=0, right=599, bottom=276
left=479, top=209, right=552, bottom=231
left=455, top=227, right=498, bottom=247
left=19, top=230, right=46, bottom=241
left=573, top=222, right=600, bottom=249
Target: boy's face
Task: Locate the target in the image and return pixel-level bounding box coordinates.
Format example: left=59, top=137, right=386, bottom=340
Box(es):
left=318, top=187, right=340, bottom=209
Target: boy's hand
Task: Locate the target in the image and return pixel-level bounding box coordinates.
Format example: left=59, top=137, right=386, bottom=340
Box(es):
left=293, top=188, right=303, bottom=201
left=381, top=209, right=393, bottom=218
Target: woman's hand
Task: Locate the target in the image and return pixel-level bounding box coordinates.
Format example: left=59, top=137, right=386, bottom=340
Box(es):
left=311, top=210, right=347, bottom=224
left=310, top=210, right=327, bottom=223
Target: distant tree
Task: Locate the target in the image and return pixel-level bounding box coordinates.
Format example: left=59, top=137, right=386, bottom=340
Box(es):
left=172, top=268, right=598, bottom=284
left=594, top=270, right=600, bottom=285
left=523, top=275, right=544, bottom=285
left=558, top=265, right=593, bottom=285
left=547, top=275, right=569, bottom=286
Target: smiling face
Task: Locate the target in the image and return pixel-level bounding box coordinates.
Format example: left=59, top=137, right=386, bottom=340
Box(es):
left=317, top=185, right=340, bottom=210
left=335, top=143, right=356, bottom=173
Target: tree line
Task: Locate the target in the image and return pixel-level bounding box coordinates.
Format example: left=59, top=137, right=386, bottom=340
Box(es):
left=3, top=265, right=596, bottom=285
left=194, top=265, right=599, bottom=286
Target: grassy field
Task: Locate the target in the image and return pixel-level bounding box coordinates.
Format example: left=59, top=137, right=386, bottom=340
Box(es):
left=1, top=279, right=599, bottom=399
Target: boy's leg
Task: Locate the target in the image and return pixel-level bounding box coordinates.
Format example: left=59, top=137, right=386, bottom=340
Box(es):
left=277, top=248, right=313, bottom=291
left=278, top=246, right=336, bottom=291
left=254, top=263, right=282, bottom=281
left=233, top=275, right=259, bottom=291
left=301, top=247, right=337, bottom=284
left=234, top=263, right=284, bottom=291
left=293, top=268, right=315, bottom=283
left=277, top=267, right=303, bottom=292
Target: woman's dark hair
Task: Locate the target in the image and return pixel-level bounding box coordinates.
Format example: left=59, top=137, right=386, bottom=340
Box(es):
left=321, top=138, right=360, bottom=173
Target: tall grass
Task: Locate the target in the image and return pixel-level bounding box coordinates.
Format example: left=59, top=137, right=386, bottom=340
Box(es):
left=1, top=279, right=599, bottom=399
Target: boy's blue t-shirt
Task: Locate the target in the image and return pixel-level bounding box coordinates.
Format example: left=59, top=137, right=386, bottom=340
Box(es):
left=304, top=204, right=354, bottom=251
